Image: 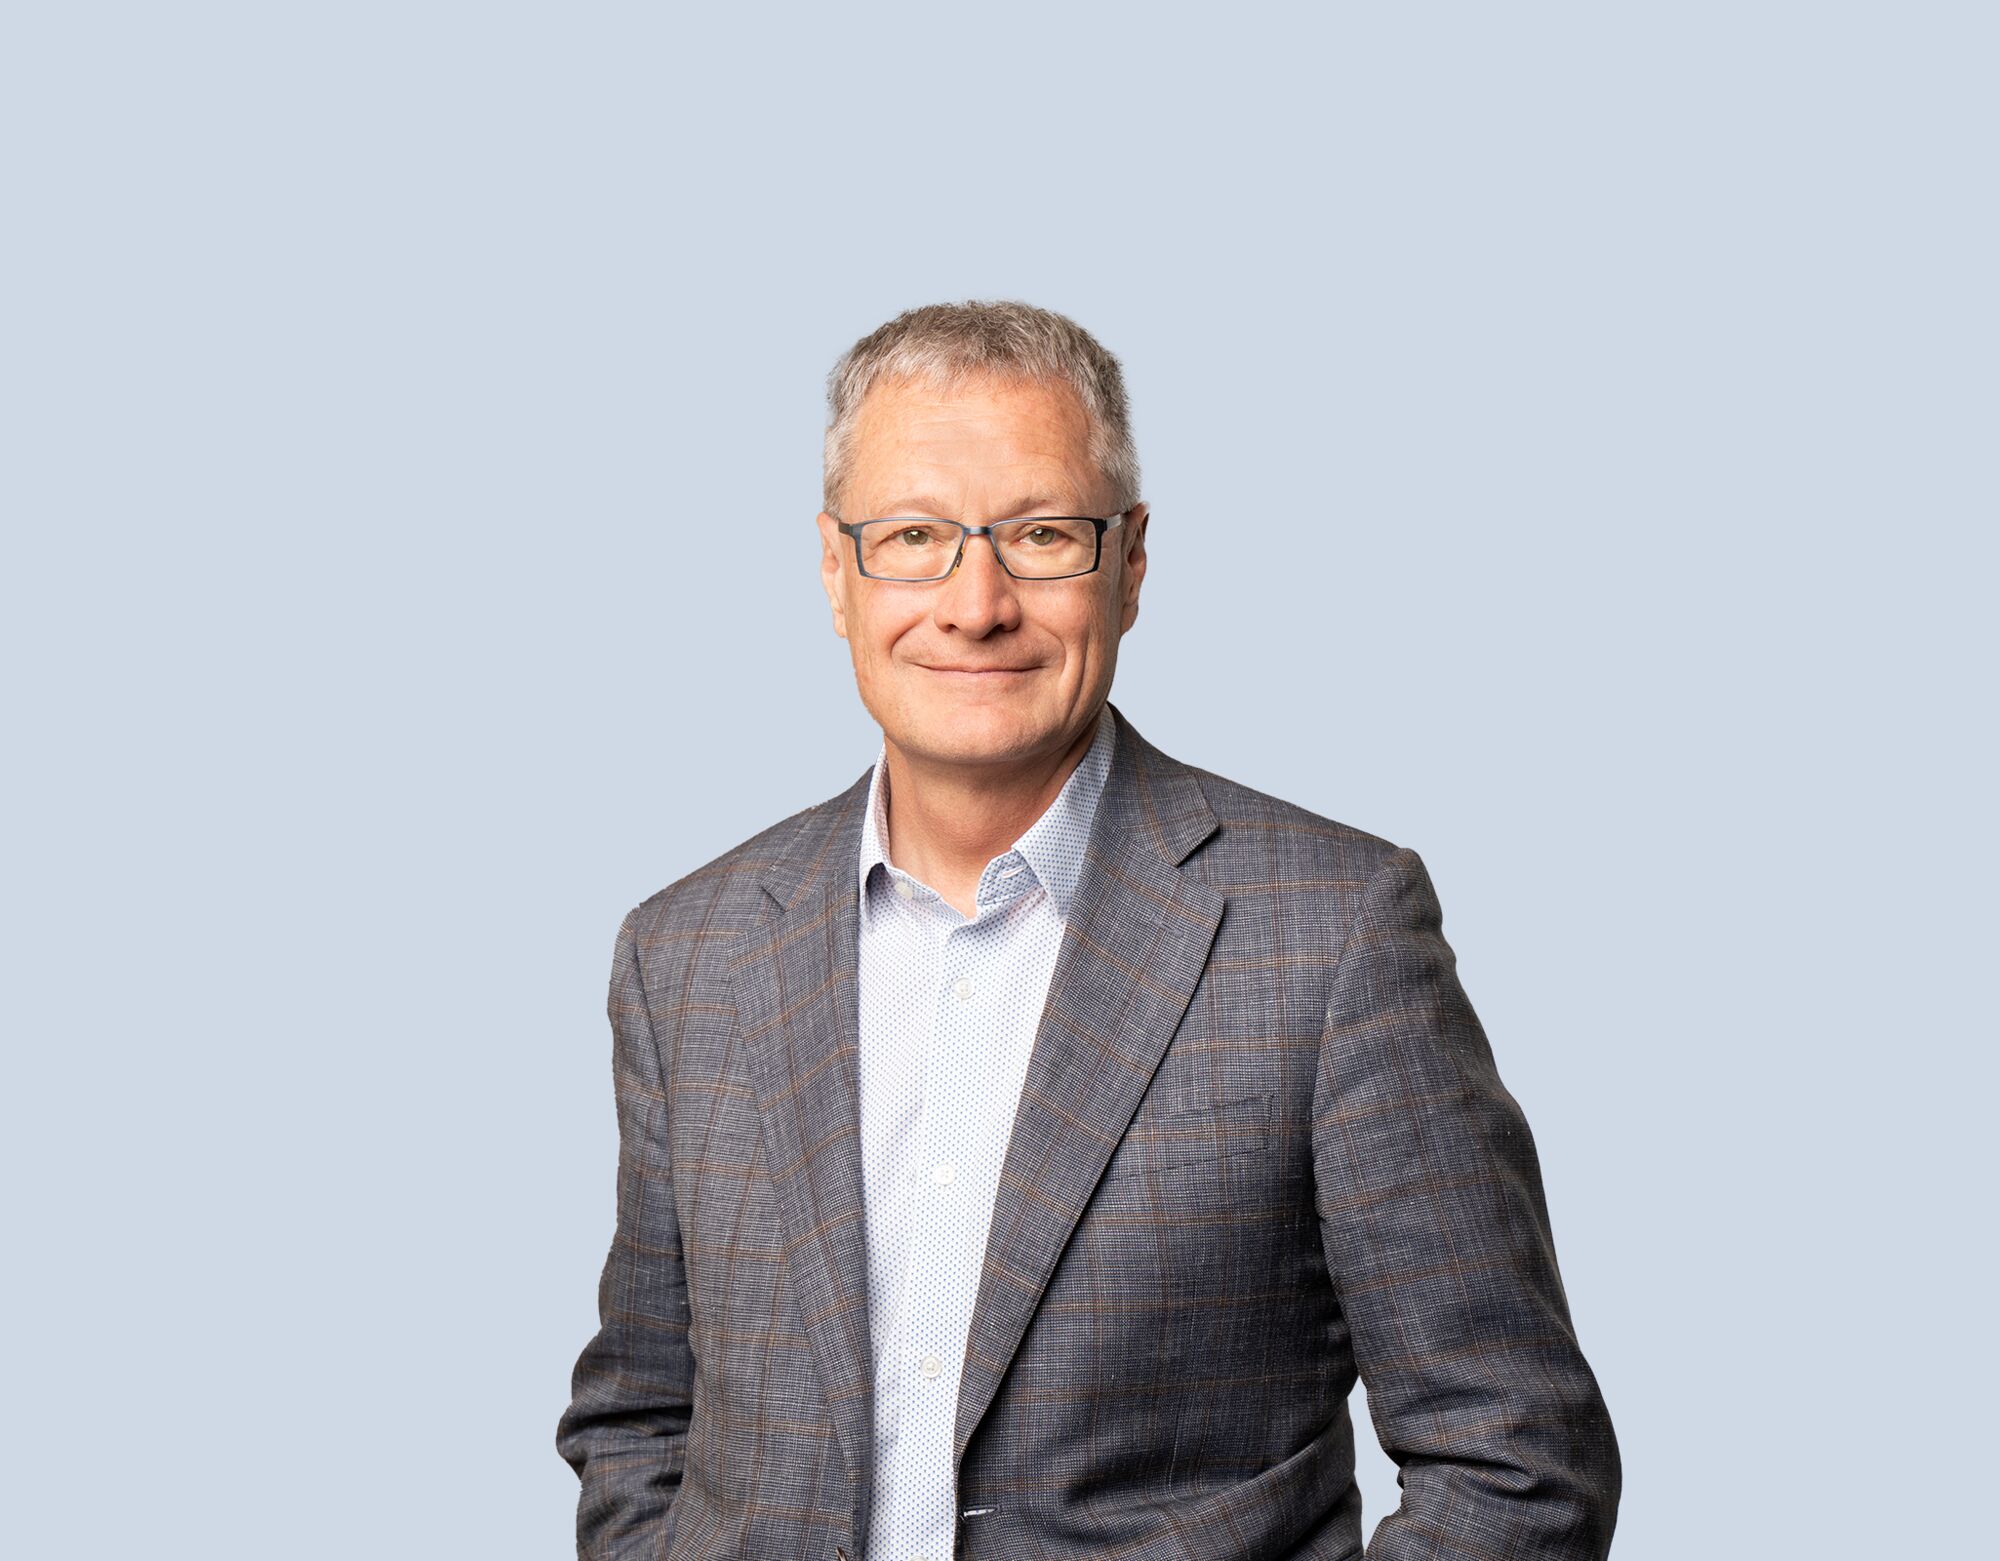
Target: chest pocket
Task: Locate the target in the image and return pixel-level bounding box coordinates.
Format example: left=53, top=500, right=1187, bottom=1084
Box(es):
left=1098, top=1089, right=1276, bottom=1181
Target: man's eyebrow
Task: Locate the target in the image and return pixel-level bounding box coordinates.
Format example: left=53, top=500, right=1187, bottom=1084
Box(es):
left=867, top=496, right=955, bottom=517
left=867, top=494, right=1083, bottom=518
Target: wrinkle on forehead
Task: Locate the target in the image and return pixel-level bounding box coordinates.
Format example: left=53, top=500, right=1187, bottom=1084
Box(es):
left=846, top=374, right=1108, bottom=521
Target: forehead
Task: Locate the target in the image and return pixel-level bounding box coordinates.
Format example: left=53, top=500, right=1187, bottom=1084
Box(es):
left=847, top=374, right=1102, bottom=511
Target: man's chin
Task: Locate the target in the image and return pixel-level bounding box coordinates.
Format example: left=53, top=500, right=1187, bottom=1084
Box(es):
left=896, top=703, right=1055, bottom=768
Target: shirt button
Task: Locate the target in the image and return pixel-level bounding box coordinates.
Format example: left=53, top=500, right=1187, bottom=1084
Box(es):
left=920, top=1354, right=943, bottom=1380
left=931, top=1162, right=956, bottom=1185
left=952, top=976, right=973, bottom=1002
left=895, top=879, right=915, bottom=901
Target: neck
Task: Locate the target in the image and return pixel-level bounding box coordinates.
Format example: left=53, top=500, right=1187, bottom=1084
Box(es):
left=881, top=708, right=1102, bottom=917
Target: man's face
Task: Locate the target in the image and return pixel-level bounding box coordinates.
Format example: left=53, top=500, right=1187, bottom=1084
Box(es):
left=816, top=373, right=1148, bottom=773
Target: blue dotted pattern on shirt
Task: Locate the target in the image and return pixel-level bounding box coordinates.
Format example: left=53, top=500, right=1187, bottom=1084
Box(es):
left=853, top=703, right=1117, bottom=1561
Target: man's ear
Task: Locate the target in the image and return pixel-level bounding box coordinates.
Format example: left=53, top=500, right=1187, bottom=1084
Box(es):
left=1117, top=503, right=1149, bottom=634
left=816, top=511, right=851, bottom=640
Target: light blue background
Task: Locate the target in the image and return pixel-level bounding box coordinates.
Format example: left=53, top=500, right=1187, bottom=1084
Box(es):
left=5, top=4, right=1991, bottom=1557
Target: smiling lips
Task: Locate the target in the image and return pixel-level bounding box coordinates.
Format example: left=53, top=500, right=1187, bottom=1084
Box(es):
left=920, top=664, right=1035, bottom=675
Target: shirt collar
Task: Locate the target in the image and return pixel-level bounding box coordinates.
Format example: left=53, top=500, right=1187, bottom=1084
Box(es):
left=856, top=702, right=1117, bottom=921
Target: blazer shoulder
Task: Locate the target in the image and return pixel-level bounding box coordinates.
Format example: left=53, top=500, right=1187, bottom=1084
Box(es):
left=1180, top=760, right=1407, bottom=882
left=622, top=776, right=861, bottom=942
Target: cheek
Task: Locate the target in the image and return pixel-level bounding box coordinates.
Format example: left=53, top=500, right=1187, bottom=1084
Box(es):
left=1069, top=596, right=1122, bottom=652
left=853, top=599, right=923, bottom=663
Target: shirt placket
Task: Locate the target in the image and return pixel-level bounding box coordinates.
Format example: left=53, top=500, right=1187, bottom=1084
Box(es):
left=880, top=866, right=1028, bottom=1561
left=869, top=879, right=939, bottom=1546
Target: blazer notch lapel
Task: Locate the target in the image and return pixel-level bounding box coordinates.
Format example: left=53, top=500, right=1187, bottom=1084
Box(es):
left=953, top=713, right=1227, bottom=1464
left=725, top=786, right=878, bottom=1522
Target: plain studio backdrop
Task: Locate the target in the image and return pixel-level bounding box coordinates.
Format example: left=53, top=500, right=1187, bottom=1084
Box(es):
left=3, top=4, right=1991, bottom=1557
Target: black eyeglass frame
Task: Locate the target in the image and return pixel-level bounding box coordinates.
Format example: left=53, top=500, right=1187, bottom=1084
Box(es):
left=835, top=511, right=1127, bottom=582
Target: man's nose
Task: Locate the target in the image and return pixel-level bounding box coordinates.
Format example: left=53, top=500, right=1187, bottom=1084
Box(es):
left=931, top=530, right=1023, bottom=635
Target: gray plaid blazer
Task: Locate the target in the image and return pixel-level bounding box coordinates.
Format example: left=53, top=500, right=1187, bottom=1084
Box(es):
left=557, top=702, right=1619, bottom=1560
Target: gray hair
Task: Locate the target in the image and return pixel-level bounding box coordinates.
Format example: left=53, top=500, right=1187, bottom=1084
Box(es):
left=822, top=299, right=1142, bottom=517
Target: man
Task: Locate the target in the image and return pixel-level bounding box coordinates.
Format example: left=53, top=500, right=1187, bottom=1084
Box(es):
left=557, top=301, right=1620, bottom=1561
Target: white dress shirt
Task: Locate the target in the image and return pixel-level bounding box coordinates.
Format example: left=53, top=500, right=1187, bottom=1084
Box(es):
left=854, top=703, right=1117, bottom=1561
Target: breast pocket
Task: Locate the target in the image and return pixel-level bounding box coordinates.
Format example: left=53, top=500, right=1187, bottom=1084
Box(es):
left=1098, top=1089, right=1276, bottom=1182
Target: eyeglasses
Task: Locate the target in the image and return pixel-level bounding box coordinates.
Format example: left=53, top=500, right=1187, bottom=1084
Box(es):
left=835, top=512, right=1126, bottom=582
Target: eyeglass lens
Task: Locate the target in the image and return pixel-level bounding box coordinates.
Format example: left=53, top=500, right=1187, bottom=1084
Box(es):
left=855, top=518, right=1099, bottom=580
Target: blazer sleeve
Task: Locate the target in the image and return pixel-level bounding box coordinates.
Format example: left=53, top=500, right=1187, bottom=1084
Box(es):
left=1313, top=847, right=1620, bottom=1561
left=556, top=907, right=696, bottom=1559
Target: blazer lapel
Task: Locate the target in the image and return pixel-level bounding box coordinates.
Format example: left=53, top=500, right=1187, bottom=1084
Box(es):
left=725, top=771, right=878, bottom=1522
left=952, top=703, right=1226, bottom=1465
